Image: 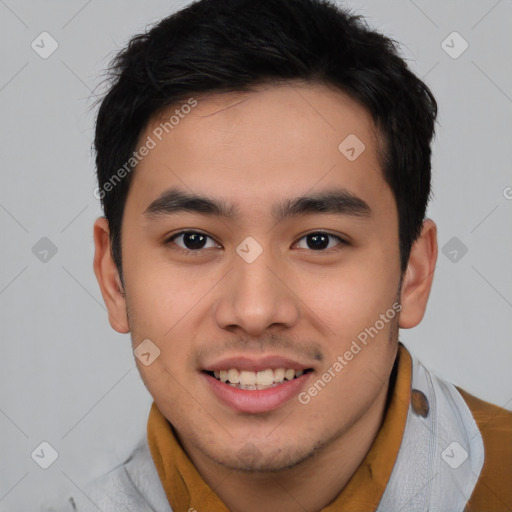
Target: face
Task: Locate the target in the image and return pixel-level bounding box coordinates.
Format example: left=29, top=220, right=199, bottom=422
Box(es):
left=106, top=82, right=406, bottom=471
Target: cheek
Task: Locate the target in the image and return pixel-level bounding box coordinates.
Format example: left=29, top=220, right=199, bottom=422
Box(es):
left=294, top=259, right=398, bottom=338
left=297, top=314, right=399, bottom=425
left=124, top=254, right=211, bottom=334
left=124, top=259, right=223, bottom=387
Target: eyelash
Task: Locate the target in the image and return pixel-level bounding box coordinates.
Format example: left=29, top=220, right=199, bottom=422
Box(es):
left=165, top=230, right=348, bottom=255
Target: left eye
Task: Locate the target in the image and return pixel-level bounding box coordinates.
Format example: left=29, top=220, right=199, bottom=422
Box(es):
left=295, top=232, right=345, bottom=251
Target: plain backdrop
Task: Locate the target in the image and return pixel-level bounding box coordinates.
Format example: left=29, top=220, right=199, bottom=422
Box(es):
left=0, top=0, right=511, bottom=510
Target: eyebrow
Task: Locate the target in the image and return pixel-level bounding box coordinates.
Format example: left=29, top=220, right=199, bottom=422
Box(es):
left=143, top=186, right=372, bottom=221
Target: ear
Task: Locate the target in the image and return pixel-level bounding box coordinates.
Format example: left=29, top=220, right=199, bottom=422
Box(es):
left=93, top=217, right=130, bottom=333
left=399, top=219, right=438, bottom=329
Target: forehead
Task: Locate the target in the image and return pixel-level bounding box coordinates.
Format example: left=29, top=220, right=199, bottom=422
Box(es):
left=127, top=81, right=391, bottom=218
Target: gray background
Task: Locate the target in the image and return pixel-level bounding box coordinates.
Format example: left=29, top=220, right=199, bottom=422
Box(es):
left=0, top=0, right=511, bottom=510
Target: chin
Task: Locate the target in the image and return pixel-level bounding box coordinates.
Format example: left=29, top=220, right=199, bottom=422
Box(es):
left=202, top=437, right=319, bottom=473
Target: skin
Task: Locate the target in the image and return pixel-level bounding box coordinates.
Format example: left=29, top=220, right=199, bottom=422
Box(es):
left=94, top=81, right=437, bottom=511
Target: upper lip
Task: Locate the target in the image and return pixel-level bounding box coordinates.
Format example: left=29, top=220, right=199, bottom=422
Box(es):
left=202, top=355, right=315, bottom=373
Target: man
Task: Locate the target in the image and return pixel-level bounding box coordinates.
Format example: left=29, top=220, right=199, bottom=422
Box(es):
left=48, top=0, right=512, bottom=510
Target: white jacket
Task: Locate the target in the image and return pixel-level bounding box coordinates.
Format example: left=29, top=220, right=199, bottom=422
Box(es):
left=44, top=355, right=484, bottom=512
left=43, top=436, right=172, bottom=512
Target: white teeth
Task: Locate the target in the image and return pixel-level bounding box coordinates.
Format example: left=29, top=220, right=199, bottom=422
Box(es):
left=227, top=368, right=240, bottom=384
left=284, top=369, right=295, bottom=381
left=211, top=367, right=308, bottom=385
left=273, top=368, right=285, bottom=383
left=256, top=369, right=274, bottom=386
left=239, top=370, right=257, bottom=386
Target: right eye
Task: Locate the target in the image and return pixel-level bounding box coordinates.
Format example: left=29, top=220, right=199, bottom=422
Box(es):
left=166, top=231, right=221, bottom=253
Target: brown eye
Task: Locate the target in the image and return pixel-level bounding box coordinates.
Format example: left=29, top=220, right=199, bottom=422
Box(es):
left=295, top=232, right=346, bottom=251
left=168, top=231, right=219, bottom=252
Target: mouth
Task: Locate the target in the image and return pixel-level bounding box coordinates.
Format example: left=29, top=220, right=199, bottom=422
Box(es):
left=201, top=357, right=315, bottom=413
left=204, top=367, right=314, bottom=390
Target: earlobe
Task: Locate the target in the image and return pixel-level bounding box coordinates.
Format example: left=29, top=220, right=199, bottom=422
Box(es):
left=93, top=217, right=130, bottom=334
left=398, top=219, right=438, bottom=329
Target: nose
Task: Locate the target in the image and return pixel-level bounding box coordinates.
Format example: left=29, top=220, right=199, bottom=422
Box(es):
left=213, top=246, right=300, bottom=337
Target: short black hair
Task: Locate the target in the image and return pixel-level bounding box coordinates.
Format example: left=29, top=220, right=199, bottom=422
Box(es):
left=94, top=0, right=438, bottom=280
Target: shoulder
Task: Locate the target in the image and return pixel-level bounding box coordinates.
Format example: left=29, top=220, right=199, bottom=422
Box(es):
left=457, top=387, right=512, bottom=512
left=42, top=437, right=172, bottom=512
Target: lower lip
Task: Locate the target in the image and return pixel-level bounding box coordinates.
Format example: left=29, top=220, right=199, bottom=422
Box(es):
left=202, top=372, right=312, bottom=414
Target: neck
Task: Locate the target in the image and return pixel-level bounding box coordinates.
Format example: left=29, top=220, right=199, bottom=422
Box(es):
left=183, top=382, right=390, bottom=512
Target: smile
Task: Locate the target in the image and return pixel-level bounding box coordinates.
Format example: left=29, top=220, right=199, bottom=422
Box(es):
left=206, top=368, right=312, bottom=390
left=202, top=368, right=314, bottom=413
